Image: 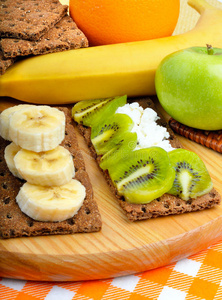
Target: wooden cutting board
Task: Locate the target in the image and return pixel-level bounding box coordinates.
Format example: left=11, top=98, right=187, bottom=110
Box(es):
left=0, top=96, right=221, bottom=281
left=1, top=0, right=222, bottom=281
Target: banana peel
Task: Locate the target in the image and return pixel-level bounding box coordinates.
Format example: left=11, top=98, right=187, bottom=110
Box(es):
left=0, top=0, right=222, bottom=104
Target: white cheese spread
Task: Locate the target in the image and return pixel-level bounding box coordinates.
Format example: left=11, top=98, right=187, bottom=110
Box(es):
left=116, top=102, right=175, bottom=152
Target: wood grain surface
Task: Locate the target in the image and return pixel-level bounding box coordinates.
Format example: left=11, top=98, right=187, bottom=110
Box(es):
left=0, top=0, right=222, bottom=281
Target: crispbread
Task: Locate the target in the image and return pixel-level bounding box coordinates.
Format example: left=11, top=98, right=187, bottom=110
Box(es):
left=0, top=0, right=68, bottom=41
left=0, top=50, right=15, bottom=75
left=169, top=118, right=222, bottom=154
left=76, top=98, right=221, bottom=221
left=0, top=16, right=89, bottom=58
left=0, top=107, right=102, bottom=239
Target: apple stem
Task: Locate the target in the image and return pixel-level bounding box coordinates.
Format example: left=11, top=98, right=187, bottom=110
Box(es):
left=206, top=44, right=214, bottom=55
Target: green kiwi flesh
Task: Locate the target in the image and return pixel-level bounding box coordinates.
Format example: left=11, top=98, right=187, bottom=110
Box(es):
left=91, top=113, right=134, bottom=155
left=72, top=95, right=127, bottom=127
left=108, top=147, right=175, bottom=204
left=99, top=131, right=138, bottom=170
left=168, top=149, right=213, bottom=200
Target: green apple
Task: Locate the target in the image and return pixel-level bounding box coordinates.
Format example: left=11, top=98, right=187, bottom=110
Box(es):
left=155, top=45, right=222, bottom=130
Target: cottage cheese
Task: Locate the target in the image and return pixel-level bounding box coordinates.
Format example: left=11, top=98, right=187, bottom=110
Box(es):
left=116, top=102, right=174, bottom=152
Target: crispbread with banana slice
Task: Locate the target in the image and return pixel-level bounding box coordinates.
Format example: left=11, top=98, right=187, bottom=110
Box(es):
left=76, top=97, right=221, bottom=221
left=0, top=107, right=102, bottom=239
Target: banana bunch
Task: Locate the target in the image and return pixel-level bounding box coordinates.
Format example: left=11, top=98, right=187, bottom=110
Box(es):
left=0, top=105, right=86, bottom=222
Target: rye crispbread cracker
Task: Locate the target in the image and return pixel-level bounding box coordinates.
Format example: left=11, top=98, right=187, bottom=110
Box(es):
left=0, top=50, right=15, bottom=75
left=0, top=16, right=89, bottom=58
left=169, top=118, right=222, bottom=154
left=77, top=98, right=221, bottom=221
left=0, top=107, right=102, bottom=239
left=0, top=0, right=68, bottom=41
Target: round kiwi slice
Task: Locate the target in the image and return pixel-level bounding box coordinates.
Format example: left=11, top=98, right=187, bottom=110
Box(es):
left=108, top=147, right=175, bottom=204
left=91, top=113, right=134, bottom=155
left=72, top=95, right=127, bottom=127
left=99, top=131, right=137, bottom=170
left=168, top=148, right=213, bottom=200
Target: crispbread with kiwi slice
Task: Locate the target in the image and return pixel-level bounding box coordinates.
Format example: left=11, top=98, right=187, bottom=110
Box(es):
left=0, top=107, right=102, bottom=239
left=0, top=16, right=89, bottom=59
left=0, top=0, right=68, bottom=41
left=76, top=97, right=221, bottom=221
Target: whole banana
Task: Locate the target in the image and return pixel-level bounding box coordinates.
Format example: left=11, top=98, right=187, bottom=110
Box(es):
left=0, top=0, right=222, bottom=104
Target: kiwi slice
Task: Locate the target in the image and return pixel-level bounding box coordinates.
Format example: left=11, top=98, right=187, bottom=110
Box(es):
left=91, top=113, right=135, bottom=155
left=99, top=131, right=137, bottom=170
left=168, top=148, right=213, bottom=200
left=72, top=95, right=127, bottom=127
left=108, top=147, right=175, bottom=204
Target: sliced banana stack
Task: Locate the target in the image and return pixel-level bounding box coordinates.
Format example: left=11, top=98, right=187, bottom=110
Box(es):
left=16, top=180, right=86, bottom=222
left=4, top=142, right=23, bottom=179
left=0, top=104, right=86, bottom=223
left=14, top=146, right=75, bottom=186
left=9, top=105, right=65, bottom=152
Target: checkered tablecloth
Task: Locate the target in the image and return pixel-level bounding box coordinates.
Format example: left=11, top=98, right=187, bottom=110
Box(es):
left=1, top=0, right=222, bottom=299
left=1, top=239, right=222, bottom=300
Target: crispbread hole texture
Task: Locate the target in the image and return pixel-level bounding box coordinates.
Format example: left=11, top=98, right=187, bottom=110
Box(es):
left=0, top=0, right=68, bottom=40
left=0, top=15, right=89, bottom=59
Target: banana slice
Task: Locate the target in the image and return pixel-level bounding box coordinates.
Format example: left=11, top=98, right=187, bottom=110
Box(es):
left=14, top=145, right=75, bottom=186
left=9, top=105, right=65, bottom=152
left=16, top=179, right=86, bottom=222
left=0, top=104, right=34, bottom=141
left=4, top=142, right=23, bottom=179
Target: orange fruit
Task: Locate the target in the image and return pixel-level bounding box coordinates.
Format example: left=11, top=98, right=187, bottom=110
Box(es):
left=69, top=0, right=180, bottom=46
